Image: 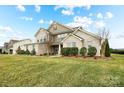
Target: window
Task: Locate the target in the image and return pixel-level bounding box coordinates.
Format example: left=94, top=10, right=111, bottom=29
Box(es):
left=72, top=42, right=76, bottom=47
left=37, top=40, right=39, bottom=43
left=44, top=38, right=46, bottom=42
left=67, top=42, right=76, bottom=47
left=40, top=39, right=42, bottom=42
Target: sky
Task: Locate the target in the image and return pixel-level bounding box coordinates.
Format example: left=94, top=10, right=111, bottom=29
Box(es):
left=0, top=5, right=124, bottom=49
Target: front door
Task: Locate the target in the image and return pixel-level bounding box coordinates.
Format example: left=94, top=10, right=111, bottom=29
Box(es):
left=54, top=46, right=58, bottom=55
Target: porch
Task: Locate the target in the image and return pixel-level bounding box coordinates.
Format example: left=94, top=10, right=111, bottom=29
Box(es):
left=51, top=44, right=63, bottom=55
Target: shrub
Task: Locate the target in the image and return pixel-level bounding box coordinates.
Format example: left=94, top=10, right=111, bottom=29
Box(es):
left=18, top=50, right=25, bottom=54
left=31, top=48, right=36, bottom=55
left=2, top=51, right=8, bottom=54
left=61, top=47, right=78, bottom=56
left=88, top=46, right=97, bottom=57
left=25, top=49, right=30, bottom=55
left=80, top=47, right=87, bottom=56
left=105, top=39, right=111, bottom=57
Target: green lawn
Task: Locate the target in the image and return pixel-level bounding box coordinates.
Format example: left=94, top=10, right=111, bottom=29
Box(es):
left=0, top=54, right=124, bottom=87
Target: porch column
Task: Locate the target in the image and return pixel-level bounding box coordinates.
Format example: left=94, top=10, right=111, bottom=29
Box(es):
left=58, top=44, right=61, bottom=55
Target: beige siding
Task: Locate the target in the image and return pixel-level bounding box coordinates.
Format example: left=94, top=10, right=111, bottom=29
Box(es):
left=63, top=35, right=83, bottom=50
left=37, top=44, right=47, bottom=55
left=35, top=29, right=48, bottom=43
left=13, top=39, right=32, bottom=54
left=49, top=23, right=71, bottom=34
left=75, top=30, right=101, bottom=56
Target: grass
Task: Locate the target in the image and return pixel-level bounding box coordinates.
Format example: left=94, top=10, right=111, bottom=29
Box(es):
left=0, top=54, right=124, bottom=87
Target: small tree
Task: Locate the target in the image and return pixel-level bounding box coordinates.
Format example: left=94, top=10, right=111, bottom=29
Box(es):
left=25, top=49, right=30, bottom=55
left=88, top=46, right=97, bottom=57
left=16, top=46, right=21, bottom=54
left=80, top=47, right=87, bottom=56
left=97, top=27, right=111, bottom=57
left=105, top=39, right=111, bottom=57
left=31, top=48, right=36, bottom=55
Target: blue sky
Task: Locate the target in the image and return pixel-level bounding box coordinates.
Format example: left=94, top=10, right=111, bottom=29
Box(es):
left=0, top=5, right=124, bottom=48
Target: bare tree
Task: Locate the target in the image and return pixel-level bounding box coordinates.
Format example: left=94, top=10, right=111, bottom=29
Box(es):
left=97, top=27, right=111, bottom=57
left=98, top=27, right=110, bottom=45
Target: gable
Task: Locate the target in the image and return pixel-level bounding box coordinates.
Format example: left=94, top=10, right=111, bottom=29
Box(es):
left=35, top=28, right=48, bottom=37
left=48, top=22, right=73, bottom=35
left=74, top=29, right=100, bottom=42
left=61, top=33, right=84, bottom=43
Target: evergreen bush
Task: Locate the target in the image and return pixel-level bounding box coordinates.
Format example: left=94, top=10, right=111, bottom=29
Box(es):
left=88, top=46, right=97, bottom=57
left=105, top=39, right=111, bottom=57
left=61, top=47, right=78, bottom=56
left=80, top=47, right=87, bottom=56
left=31, top=48, right=36, bottom=55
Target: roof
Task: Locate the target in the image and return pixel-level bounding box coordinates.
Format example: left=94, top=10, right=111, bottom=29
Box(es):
left=61, top=33, right=84, bottom=43
left=48, top=21, right=74, bottom=31
left=18, top=39, right=32, bottom=42
left=13, top=39, right=32, bottom=46
left=73, top=27, right=100, bottom=39
left=35, top=28, right=48, bottom=37
left=47, top=21, right=74, bottom=35
left=35, top=21, right=100, bottom=40
left=23, top=42, right=47, bottom=46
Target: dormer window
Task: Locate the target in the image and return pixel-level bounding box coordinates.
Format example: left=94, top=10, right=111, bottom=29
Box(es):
left=40, top=39, right=42, bottom=42
left=53, top=25, right=57, bottom=30
left=37, top=40, right=39, bottom=43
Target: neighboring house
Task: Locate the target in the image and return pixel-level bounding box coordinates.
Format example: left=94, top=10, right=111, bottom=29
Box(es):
left=2, top=40, right=19, bottom=54
left=13, top=39, right=32, bottom=54
left=7, top=40, right=19, bottom=54
left=13, top=21, right=104, bottom=56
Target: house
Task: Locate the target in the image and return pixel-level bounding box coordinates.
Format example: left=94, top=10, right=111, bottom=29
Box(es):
left=13, top=39, right=32, bottom=54
left=2, top=40, right=19, bottom=54
left=13, top=21, right=104, bottom=56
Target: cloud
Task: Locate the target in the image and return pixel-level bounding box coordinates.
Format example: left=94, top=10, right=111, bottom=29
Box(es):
left=97, top=13, right=103, bottom=19
left=54, top=5, right=91, bottom=16
left=0, top=25, right=26, bottom=46
left=116, top=32, right=124, bottom=38
left=83, top=5, right=91, bottom=10
left=66, top=15, right=107, bottom=30
left=94, top=20, right=106, bottom=29
left=61, top=9, right=74, bottom=16
left=106, top=12, right=114, bottom=19
left=35, top=5, right=41, bottom=12
left=21, top=16, right=33, bottom=21
left=39, top=19, right=44, bottom=24
left=67, top=16, right=93, bottom=28
left=49, top=20, right=53, bottom=24
left=0, top=25, right=13, bottom=32
left=89, top=13, right=93, bottom=16
left=0, top=33, right=6, bottom=37
left=54, top=5, right=77, bottom=11
left=17, top=5, right=25, bottom=12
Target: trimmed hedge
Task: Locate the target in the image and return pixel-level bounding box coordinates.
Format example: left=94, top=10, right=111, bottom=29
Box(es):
left=80, top=47, right=87, bottom=56
left=88, top=46, right=97, bottom=57
left=111, top=49, right=124, bottom=54
left=61, top=47, right=78, bottom=56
